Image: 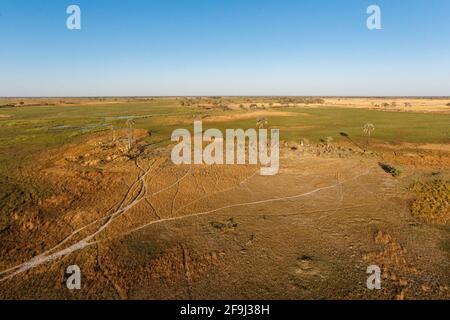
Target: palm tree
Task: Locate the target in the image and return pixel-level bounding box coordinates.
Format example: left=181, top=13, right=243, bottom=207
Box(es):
left=363, top=123, right=375, bottom=150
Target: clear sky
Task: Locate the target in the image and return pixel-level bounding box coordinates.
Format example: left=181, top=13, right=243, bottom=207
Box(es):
left=0, top=0, right=449, bottom=97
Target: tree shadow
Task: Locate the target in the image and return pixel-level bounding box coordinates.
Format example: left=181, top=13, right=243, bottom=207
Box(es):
left=340, top=132, right=365, bottom=151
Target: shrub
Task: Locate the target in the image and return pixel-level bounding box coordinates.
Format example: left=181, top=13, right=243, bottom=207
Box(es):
left=379, top=163, right=401, bottom=177
left=410, top=180, right=450, bottom=225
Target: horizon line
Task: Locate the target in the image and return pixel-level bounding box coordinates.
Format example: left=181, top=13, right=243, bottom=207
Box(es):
left=2, top=95, right=450, bottom=99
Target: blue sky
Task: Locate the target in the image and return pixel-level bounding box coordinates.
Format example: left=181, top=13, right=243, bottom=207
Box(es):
left=0, top=0, right=449, bottom=96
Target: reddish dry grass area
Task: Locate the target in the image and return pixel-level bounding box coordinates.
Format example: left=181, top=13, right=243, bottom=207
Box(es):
left=0, top=132, right=449, bottom=300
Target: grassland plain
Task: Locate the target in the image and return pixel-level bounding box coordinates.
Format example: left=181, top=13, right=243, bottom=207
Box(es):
left=0, top=97, right=449, bottom=299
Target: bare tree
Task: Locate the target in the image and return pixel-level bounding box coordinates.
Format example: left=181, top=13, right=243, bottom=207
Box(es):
left=256, top=116, right=268, bottom=129
left=126, top=119, right=135, bottom=151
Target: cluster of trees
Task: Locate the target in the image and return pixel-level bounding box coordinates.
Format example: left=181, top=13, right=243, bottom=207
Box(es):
left=373, top=101, right=413, bottom=110
left=278, top=97, right=325, bottom=104
left=0, top=104, right=15, bottom=108
left=239, top=103, right=267, bottom=110
left=0, top=101, right=55, bottom=108
left=180, top=97, right=231, bottom=109
left=179, top=97, right=329, bottom=110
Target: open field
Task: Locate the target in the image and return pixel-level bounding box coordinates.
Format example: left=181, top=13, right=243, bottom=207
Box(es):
left=0, top=97, right=449, bottom=299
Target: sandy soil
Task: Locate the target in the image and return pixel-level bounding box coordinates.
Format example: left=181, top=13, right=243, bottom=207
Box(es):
left=0, top=132, right=448, bottom=300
